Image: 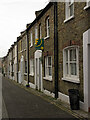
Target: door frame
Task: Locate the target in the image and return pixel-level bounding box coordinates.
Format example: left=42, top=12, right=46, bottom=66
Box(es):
left=35, top=50, right=43, bottom=91
left=83, top=29, right=90, bottom=112
left=19, top=55, right=24, bottom=84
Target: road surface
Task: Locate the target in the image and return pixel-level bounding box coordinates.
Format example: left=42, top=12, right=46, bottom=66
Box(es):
left=2, top=76, right=78, bottom=119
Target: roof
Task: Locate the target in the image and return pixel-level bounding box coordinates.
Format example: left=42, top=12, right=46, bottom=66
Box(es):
left=27, top=2, right=53, bottom=30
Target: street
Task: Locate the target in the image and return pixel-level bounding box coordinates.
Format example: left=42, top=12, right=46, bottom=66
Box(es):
left=2, top=76, right=79, bottom=119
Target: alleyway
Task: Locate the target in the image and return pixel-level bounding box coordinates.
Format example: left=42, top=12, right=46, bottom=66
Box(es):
left=2, top=76, right=79, bottom=119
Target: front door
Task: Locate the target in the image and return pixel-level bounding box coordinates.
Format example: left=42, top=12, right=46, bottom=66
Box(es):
left=19, top=56, right=24, bottom=84
left=35, top=50, right=43, bottom=91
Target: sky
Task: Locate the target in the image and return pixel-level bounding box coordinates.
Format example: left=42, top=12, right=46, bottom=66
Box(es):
left=0, top=0, right=49, bottom=58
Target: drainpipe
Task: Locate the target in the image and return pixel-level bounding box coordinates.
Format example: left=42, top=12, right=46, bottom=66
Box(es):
left=17, top=40, right=18, bottom=83
left=26, top=29, right=30, bottom=87
left=54, top=2, right=58, bottom=99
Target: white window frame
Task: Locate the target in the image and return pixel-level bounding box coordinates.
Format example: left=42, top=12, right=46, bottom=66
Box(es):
left=44, top=56, right=52, bottom=80
left=64, top=0, right=74, bottom=23
left=87, top=0, right=90, bottom=6
left=30, top=32, right=33, bottom=47
left=30, top=59, right=34, bottom=76
left=62, top=46, right=79, bottom=83
left=46, top=17, right=50, bottom=38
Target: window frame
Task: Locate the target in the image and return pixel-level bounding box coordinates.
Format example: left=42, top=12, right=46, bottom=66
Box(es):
left=45, top=56, right=52, bottom=79
left=84, top=0, right=90, bottom=9
left=30, top=59, right=34, bottom=76
left=39, top=24, right=42, bottom=39
left=64, top=0, right=74, bottom=23
left=30, top=32, right=33, bottom=47
left=46, top=17, right=50, bottom=38
left=87, top=0, right=90, bottom=6
left=62, top=46, right=79, bottom=83
left=35, top=26, right=38, bottom=42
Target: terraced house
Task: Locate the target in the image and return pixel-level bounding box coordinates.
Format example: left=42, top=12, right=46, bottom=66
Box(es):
left=27, top=3, right=55, bottom=94
left=2, top=1, right=90, bottom=112
left=57, top=1, right=90, bottom=112
left=12, top=42, right=17, bottom=82
left=17, top=30, right=27, bottom=85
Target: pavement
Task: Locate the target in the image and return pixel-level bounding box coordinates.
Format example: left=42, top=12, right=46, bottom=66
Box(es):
left=2, top=76, right=90, bottom=120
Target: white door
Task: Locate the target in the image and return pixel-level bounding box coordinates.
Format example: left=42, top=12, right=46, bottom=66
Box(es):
left=19, top=56, right=24, bottom=84
left=35, top=50, right=43, bottom=91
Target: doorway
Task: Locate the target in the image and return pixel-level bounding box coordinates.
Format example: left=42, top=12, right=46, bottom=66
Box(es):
left=35, top=50, right=43, bottom=91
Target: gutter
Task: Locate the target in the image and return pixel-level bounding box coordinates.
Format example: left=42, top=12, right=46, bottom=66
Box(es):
left=54, top=2, right=58, bottom=99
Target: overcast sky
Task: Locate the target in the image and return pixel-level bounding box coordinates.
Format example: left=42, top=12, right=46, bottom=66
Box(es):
left=0, top=0, right=49, bottom=58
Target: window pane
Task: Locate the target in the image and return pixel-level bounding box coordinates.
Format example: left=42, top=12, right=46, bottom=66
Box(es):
left=48, top=57, right=51, bottom=66
left=70, top=49, right=76, bottom=61
left=66, top=63, right=68, bottom=74
left=70, top=63, right=77, bottom=75
left=45, top=58, right=47, bottom=76
left=45, top=56, right=52, bottom=77
left=48, top=27, right=50, bottom=37
left=25, top=61, right=27, bottom=73
left=66, top=50, right=68, bottom=62
left=48, top=18, right=49, bottom=27
left=30, top=59, right=34, bottom=74
left=48, top=67, right=52, bottom=76
left=46, top=17, right=50, bottom=37
left=45, top=67, right=48, bottom=76
left=31, top=33, right=33, bottom=46
left=70, top=4, right=73, bottom=16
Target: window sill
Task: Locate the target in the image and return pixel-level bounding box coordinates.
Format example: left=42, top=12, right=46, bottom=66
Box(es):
left=24, top=49, right=26, bottom=51
left=64, top=15, right=74, bottom=23
left=44, top=36, right=50, bottom=40
left=62, top=77, right=80, bottom=84
left=29, top=74, right=34, bottom=76
left=24, top=73, right=27, bottom=75
left=43, top=76, right=52, bottom=81
left=30, top=45, right=33, bottom=48
left=84, top=5, right=90, bottom=10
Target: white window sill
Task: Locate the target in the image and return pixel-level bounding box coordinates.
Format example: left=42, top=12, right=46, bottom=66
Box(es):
left=43, top=76, right=52, bottom=81
left=24, top=49, right=26, bottom=51
left=44, top=36, right=50, bottom=40
left=64, top=15, right=74, bottom=23
left=62, top=77, right=80, bottom=84
left=30, top=45, right=33, bottom=48
left=20, top=50, right=23, bottom=53
left=29, top=74, right=34, bottom=76
left=24, top=73, right=27, bottom=75
left=84, top=5, right=90, bottom=10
